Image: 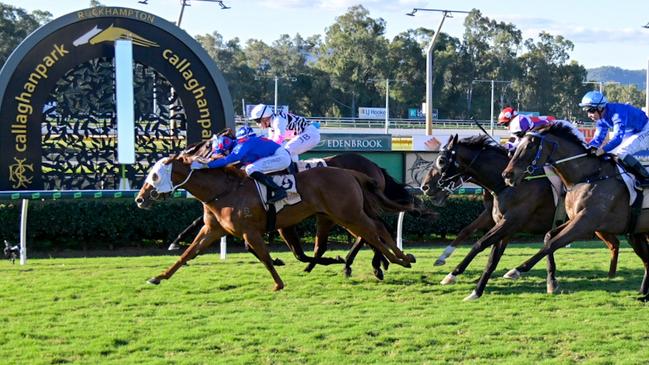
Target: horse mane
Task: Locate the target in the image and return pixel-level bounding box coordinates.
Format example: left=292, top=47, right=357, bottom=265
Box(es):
left=541, top=121, right=588, bottom=149
left=459, top=134, right=508, bottom=156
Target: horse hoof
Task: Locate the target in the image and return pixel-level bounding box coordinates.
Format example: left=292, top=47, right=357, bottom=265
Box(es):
left=503, top=268, right=521, bottom=280
left=463, top=291, right=480, bottom=301
left=406, top=253, right=417, bottom=263
left=343, top=267, right=352, bottom=278
left=273, top=258, right=285, bottom=266
left=304, top=264, right=314, bottom=273
left=547, top=280, right=559, bottom=294
left=273, top=283, right=284, bottom=291
left=433, top=259, right=446, bottom=266
left=374, top=269, right=384, bottom=281
left=335, top=255, right=345, bottom=264
left=167, top=243, right=181, bottom=251
left=637, top=295, right=649, bottom=302
left=147, top=277, right=161, bottom=285
left=440, top=273, right=457, bottom=285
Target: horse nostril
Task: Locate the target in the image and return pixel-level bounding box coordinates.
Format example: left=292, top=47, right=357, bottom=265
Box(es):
left=135, top=197, right=144, bottom=204
left=421, top=185, right=429, bottom=192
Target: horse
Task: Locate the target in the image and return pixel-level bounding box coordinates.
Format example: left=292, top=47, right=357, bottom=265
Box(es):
left=420, top=166, right=495, bottom=266
left=502, top=122, right=649, bottom=299
left=172, top=134, right=425, bottom=279
left=135, top=154, right=416, bottom=291
left=421, top=134, right=620, bottom=300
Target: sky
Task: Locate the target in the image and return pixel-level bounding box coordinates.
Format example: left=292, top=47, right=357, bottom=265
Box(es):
left=5, top=0, right=649, bottom=70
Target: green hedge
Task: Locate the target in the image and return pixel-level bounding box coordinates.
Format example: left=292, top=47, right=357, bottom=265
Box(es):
left=0, top=195, right=486, bottom=251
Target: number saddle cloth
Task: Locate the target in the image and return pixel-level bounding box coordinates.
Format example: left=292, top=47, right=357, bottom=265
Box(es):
left=253, top=158, right=328, bottom=211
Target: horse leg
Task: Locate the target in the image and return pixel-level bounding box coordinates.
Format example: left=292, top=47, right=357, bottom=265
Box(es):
left=436, top=207, right=494, bottom=266
left=343, top=236, right=364, bottom=277
left=503, top=215, right=594, bottom=285
left=243, top=231, right=284, bottom=291
left=370, top=245, right=386, bottom=280
left=148, top=225, right=224, bottom=285
left=595, top=231, right=620, bottom=278
left=243, top=241, right=285, bottom=266
left=278, top=226, right=345, bottom=268
left=304, top=216, right=338, bottom=272
left=441, top=219, right=512, bottom=285
left=626, top=233, right=649, bottom=298
left=546, top=252, right=559, bottom=294
left=167, top=215, right=203, bottom=251
left=464, top=238, right=509, bottom=301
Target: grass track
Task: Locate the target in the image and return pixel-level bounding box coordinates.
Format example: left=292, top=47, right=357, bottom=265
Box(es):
left=1, top=242, right=649, bottom=364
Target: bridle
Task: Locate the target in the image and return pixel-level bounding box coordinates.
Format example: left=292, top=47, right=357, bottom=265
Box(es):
left=434, top=146, right=484, bottom=193
left=147, top=160, right=194, bottom=201
left=522, top=131, right=588, bottom=175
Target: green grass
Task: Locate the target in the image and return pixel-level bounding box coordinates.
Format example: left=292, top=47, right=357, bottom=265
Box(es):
left=1, top=242, right=649, bottom=364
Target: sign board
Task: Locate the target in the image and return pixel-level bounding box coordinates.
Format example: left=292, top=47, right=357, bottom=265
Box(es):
left=420, top=103, right=439, bottom=119
left=519, top=111, right=540, bottom=117
left=358, top=107, right=386, bottom=120
left=314, top=133, right=391, bottom=151
left=408, top=108, right=424, bottom=119
left=245, top=104, right=288, bottom=118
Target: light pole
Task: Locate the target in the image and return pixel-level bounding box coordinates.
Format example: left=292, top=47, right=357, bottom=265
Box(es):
left=368, top=78, right=406, bottom=134
left=255, top=75, right=297, bottom=113
left=582, top=81, right=620, bottom=93
left=406, top=8, right=470, bottom=135
left=472, top=79, right=512, bottom=135
left=176, top=0, right=230, bottom=27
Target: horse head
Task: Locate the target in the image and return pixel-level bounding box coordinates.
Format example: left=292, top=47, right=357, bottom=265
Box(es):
left=420, top=135, right=463, bottom=206
left=135, top=155, right=193, bottom=209
left=502, top=121, right=588, bottom=187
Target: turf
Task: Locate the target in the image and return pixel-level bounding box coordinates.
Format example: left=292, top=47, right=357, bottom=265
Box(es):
left=1, top=242, right=648, bottom=364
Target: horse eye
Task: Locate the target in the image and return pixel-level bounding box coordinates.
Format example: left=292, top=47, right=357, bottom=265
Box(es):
left=435, top=156, right=446, bottom=169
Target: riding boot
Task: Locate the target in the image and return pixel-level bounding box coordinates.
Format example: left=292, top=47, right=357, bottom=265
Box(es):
left=250, top=171, right=287, bottom=203
left=621, top=155, right=649, bottom=188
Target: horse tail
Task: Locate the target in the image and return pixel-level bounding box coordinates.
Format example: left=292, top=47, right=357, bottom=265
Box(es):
left=380, top=167, right=415, bottom=206
left=348, top=170, right=415, bottom=215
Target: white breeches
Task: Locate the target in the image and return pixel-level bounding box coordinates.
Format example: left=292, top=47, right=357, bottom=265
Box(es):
left=284, top=125, right=321, bottom=160
left=244, top=147, right=291, bottom=175
left=611, top=122, right=649, bottom=158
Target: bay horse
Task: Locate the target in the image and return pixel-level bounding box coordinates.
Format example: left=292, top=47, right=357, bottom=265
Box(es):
left=422, top=134, right=620, bottom=300
left=502, top=122, right=649, bottom=299
left=135, top=155, right=416, bottom=291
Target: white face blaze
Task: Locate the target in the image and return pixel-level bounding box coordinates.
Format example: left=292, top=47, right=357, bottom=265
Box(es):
left=145, top=158, right=174, bottom=193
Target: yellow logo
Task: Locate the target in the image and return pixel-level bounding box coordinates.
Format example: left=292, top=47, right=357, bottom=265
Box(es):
left=73, top=25, right=159, bottom=48
left=8, top=157, right=34, bottom=189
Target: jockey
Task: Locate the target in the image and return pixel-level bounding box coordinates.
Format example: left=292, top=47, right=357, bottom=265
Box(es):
left=249, top=104, right=321, bottom=162
left=192, top=125, right=291, bottom=203
left=210, top=134, right=236, bottom=156
left=498, top=108, right=556, bottom=152
left=579, top=90, right=649, bottom=187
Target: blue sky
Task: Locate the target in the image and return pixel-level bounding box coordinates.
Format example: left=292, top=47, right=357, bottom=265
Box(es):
left=7, top=0, right=649, bottom=70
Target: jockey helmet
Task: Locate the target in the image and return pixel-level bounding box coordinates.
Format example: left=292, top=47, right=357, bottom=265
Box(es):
left=498, top=107, right=518, bottom=124
left=579, top=91, right=608, bottom=111
left=236, top=125, right=256, bottom=141
left=214, top=135, right=235, bottom=155
left=248, top=104, right=273, bottom=121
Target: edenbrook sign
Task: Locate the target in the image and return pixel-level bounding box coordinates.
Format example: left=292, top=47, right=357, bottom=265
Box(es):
left=314, top=133, right=392, bottom=151
left=0, top=7, right=234, bottom=190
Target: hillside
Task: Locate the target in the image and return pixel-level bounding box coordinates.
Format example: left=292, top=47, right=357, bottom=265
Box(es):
left=587, top=66, right=646, bottom=89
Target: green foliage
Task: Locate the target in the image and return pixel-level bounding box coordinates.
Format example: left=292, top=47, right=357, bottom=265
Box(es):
left=1, top=245, right=649, bottom=364
left=0, top=3, right=51, bottom=66
left=0, top=195, right=484, bottom=250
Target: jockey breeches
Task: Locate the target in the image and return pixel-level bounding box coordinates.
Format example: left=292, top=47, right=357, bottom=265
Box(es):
left=284, top=125, right=321, bottom=158
left=611, top=122, right=649, bottom=158
left=244, top=147, right=291, bottom=175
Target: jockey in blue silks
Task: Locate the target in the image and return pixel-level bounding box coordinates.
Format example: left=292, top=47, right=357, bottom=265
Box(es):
left=579, top=90, right=649, bottom=187
left=192, top=125, right=291, bottom=203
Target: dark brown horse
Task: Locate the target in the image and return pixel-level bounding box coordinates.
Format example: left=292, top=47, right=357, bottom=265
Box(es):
left=502, top=122, right=649, bottom=299
left=423, top=134, right=620, bottom=300
left=135, top=155, right=416, bottom=291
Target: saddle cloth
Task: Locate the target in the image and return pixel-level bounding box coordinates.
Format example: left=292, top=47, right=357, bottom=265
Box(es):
left=616, top=165, right=649, bottom=208
left=296, top=158, right=328, bottom=172
left=254, top=174, right=301, bottom=211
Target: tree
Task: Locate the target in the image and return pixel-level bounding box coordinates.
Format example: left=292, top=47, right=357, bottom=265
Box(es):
left=314, top=5, right=389, bottom=117
left=604, top=83, right=646, bottom=107
left=0, top=4, right=51, bottom=68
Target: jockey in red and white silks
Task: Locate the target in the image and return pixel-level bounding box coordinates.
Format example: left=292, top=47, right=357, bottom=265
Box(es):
left=249, top=104, right=321, bottom=162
